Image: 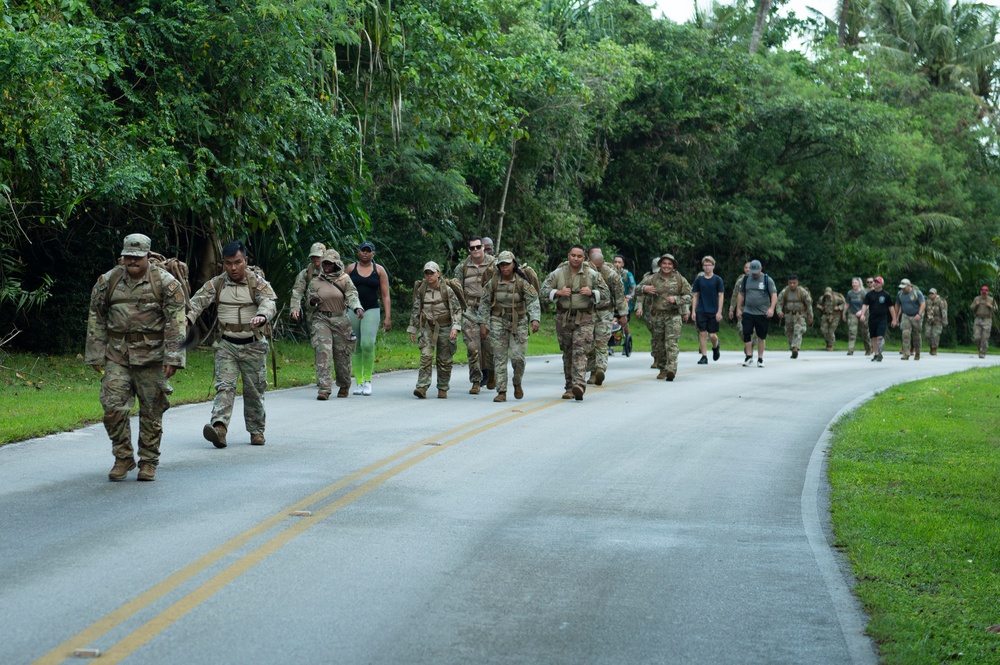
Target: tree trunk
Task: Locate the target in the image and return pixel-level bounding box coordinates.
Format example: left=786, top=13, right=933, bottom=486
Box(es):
left=838, top=0, right=849, bottom=48
left=495, top=137, right=518, bottom=252
left=749, top=0, right=774, bottom=55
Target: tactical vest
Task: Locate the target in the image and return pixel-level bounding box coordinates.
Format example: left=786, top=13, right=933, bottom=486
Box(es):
left=553, top=265, right=594, bottom=312
left=650, top=272, right=684, bottom=313
left=214, top=270, right=266, bottom=339
left=781, top=288, right=808, bottom=313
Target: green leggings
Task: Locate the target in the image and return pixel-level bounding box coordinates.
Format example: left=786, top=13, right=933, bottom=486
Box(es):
left=348, top=308, right=380, bottom=382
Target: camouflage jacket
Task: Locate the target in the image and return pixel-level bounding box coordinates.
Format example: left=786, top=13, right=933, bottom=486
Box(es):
left=777, top=286, right=813, bottom=318
left=408, top=279, right=463, bottom=334
left=596, top=262, right=629, bottom=317
left=634, top=271, right=692, bottom=315
left=817, top=292, right=846, bottom=319
left=188, top=271, right=277, bottom=327
left=925, top=297, right=948, bottom=324
left=476, top=272, right=541, bottom=326
left=85, top=265, right=187, bottom=368
left=290, top=263, right=320, bottom=317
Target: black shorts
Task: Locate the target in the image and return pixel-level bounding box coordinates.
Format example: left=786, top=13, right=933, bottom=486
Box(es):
left=869, top=318, right=888, bottom=339
left=742, top=313, right=770, bottom=341
left=696, top=312, right=720, bottom=333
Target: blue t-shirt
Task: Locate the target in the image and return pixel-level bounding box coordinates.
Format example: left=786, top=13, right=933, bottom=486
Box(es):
left=692, top=274, right=725, bottom=314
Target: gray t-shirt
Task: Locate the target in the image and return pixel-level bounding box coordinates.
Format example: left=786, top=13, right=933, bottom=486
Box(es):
left=896, top=288, right=924, bottom=316
left=741, top=273, right=777, bottom=316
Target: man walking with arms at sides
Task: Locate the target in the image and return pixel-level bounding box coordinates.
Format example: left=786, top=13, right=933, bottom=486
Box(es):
left=690, top=256, right=724, bottom=364
left=408, top=262, right=462, bottom=398
left=843, top=277, right=871, bottom=356
left=586, top=247, right=628, bottom=386
left=971, top=285, right=997, bottom=358
left=729, top=261, right=757, bottom=349
left=635, top=253, right=692, bottom=381
left=86, top=233, right=186, bottom=481
left=188, top=241, right=277, bottom=448
left=735, top=260, right=777, bottom=367
left=894, top=278, right=925, bottom=360
left=541, top=245, right=609, bottom=400
left=345, top=240, right=392, bottom=395
left=289, top=242, right=325, bottom=342
left=454, top=236, right=495, bottom=394
left=776, top=275, right=813, bottom=359
left=924, top=288, right=947, bottom=355
left=816, top=287, right=846, bottom=351
left=857, top=276, right=896, bottom=362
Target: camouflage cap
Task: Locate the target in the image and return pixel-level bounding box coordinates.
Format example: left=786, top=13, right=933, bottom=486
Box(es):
left=496, top=251, right=515, bottom=264
left=321, top=249, right=343, bottom=267
left=824, top=286, right=833, bottom=294
left=929, top=288, right=938, bottom=294
left=423, top=261, right=440, bottom=274
left=658, top=253, right=676, bottom=267
left=121, top=233, right=151, bottom=257
left=309, top=242, right=326, bottom=257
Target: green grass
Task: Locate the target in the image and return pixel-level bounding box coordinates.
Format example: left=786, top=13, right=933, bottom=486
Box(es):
left=829, top=367, right=1000, bottom=664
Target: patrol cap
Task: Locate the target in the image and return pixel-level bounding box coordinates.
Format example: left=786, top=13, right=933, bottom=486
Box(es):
left=898, top=278, right=912, bottom=288
left=496, top=251, right=515, bottom=265
left=309, top=242, right=326, bottom=257
left=359, top=241, right=376, bottom=252
left=423, top=261, right=440, bottom=274
left=321, top=249, right=342, bottom=266
left=824, top=286, right=832, bottom=294
left=929, top=288, right=938, bottom=294
left=121, top=233, right=151, bottom=257
left=658, top=253, right=676, bottom=267
left=749, top=260, right=762, bottom=274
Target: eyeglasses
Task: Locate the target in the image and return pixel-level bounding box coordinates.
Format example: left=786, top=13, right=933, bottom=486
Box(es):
left=469, top=245, right=482, bottom=250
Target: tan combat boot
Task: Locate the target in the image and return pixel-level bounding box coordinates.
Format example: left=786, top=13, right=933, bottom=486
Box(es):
left=203, top=423, right=227, bottom=448
left=493, top=392, right=506, bottom=403
left=930, top=348, right=937, bottom=356
left=572, top=384, right=584, bottom=401
left=593, top=369, right=605, bottom=386
left=250, top=433, right=265, bottom=446
left=137, top=462, right=156, bottom=481
left=586, top=373, right=596, bottom=385
left=317, top=391, right=330, bottom=401
left=413, top=387, right=427, bottom=399
left=337, top=386, right=349, bottom=398
left=791, top=347, right=799, bottom=359
left=437, top=389, right=448, bottom=399
left=513, top=384, right=524, bottom=399
left=469, top=382, right=481, bottom=395
left=901, top=353, right=910, bottom=360
left=108, top=458, right=136, bottom=481
left=562, top=389, right=574, bottom=399
left=656, top=370, right=667, bottom=380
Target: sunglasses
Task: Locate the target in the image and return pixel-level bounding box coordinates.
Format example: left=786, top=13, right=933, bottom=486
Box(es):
left=469, top=244, right=482, bottom=250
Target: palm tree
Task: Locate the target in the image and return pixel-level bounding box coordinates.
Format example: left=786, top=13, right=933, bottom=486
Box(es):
left=750, top=0, right=774, bottom=54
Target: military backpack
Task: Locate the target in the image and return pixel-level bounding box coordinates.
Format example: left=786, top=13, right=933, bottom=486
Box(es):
left=104, top=252, right=191, bottom=312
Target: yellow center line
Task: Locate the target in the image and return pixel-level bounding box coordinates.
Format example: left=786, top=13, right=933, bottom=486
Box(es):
left=31, top=389, right=581, bottom=665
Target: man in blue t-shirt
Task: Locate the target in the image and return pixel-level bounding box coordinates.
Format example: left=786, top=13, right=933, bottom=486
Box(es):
left=690, top=256, right=725, bottom=364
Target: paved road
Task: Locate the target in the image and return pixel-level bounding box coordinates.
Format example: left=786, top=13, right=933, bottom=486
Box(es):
left=2, top=348, right=996, bottom=664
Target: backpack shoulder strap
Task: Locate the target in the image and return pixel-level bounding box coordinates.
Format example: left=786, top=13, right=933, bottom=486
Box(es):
left=104, top=265, right=127, bottom=306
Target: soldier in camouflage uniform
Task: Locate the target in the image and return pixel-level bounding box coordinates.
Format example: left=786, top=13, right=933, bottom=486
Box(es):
left=635, top=253, right=692, bottom=381
left=307, top=250, right=364, bottom=400
left=586, top=247, right=629, bottom=386
left=86, top=233, right=187, bottom=481
left=477, top=251, right=540, bottom=402
left=541, top=245, right=610, bottom=400
left=816, top=287, right=846, bottom=351
left=923, top=288, right=948, bottom=355
left=188, top=241, right=277, bottom=448
left=408, top=261, right=463, bottom=398
left=843, top=278, right=872, bottom=355
left=894, top=278, right=925, bottom=360
left=455, top=237, right=496, bottom=394
left=290, top=242, right=326, bottom=344
left=776, top=275, right=813, bottom=358
left=637, top=257, right=664, bottom=369
left=971, top=286, right=997, bottom=358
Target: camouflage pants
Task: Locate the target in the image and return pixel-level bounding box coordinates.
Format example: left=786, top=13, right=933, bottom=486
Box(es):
left=651, top=314, right=683, bottom=373
left=211, top=338, right=268, bottom=434
left=784, top=314, right=808, bottom=350
left=847, top=314, right=871, bottom=352
left=587, top=309, right=614, bottom=373
left=901, top=314, right=922, bottom=355
left=417, top=324, right=457, bottom=391
left=463, top=309, right=493, bottom=384
left=488, top=315, right=529, bottom=393
left=100, top=360, right=171, bottom=465
left=973, top=317, right=992, bottom=354
left=311, top=312, right=355, bottom=393
left=644, top=311, right=664, bottom=366
left=556, top=311, right=594, bottom=389
left=820, top=316, right=839, bottom=347
left=925, top=322, right=943, bottom=350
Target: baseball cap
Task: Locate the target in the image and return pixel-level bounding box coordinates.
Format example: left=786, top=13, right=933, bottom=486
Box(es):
left=874, top=276, right=884, bottom=284
left=309, top=242, right=326, bottom=257
left=929, top=288, right=937, bottom=294
left=423, top=261, right=440, bottom=273
left=359, top=241, right=376, bottom=252
left=749, top=260, right=762, bottom=274
left=982, top=285, right=990, bottom=293
left=121, top=233, right=151, bottom=257
left=898, top=278, right=912, bottom=288
left=496, top=251, right=515, bottom=265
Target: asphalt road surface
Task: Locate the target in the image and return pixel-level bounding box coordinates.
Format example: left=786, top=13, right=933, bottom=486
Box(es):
left=3, top=347, right=996, bottom=665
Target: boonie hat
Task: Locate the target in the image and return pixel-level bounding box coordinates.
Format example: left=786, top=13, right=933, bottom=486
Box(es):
left=497, top=251, right=515, bottom=265
left=321, top=249, right=343, bottom=267
left=121, top=233, right=151, bottom=257
left=309, top=242, right=326, bottom=257
left=359, top=241, right=376, bottom=252
left=658, top=253, right=677, bottom=267
left=898, top=278, right=912, bottom=288
left=929, top=288, right=938, bottom=294
left=423, top=261, right=440, bottom=273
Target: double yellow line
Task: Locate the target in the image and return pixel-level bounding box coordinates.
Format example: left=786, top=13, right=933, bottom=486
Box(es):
left=33, top=392, right=582, bottom=664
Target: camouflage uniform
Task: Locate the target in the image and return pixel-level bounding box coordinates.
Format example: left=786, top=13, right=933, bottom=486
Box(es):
left=637, top=261, right=664, bottom=368
left=587, top=262, right=629, bottom=379
left=307, top=251, right=362, bottom=397
left=85, top=243, right=187, bottom=471
left=477, top=256, right=541, bottom=396
left=290, top=243, right=325, bottom=345
left=455, top=254, right=496, bottom=387
left=896, top=285, right=925, bottom=359
left=924, top=292, right=948, bottom=353
left=817, top=288, right=846, bottom=350
left=777, top=285, right=813, bottom=353
left=541, top=263, right=610, bottom=397
left=638, top=266, right=692, bottom=377
left=971, top=293, right=997, bottom=357
left=844, top=287, right=871, bottom=354
left=408, top=275, right=463, bottom=392
left=188, top=269, right=277, bottom=438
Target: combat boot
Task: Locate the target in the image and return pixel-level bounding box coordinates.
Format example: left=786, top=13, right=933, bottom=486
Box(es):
left=317, top=391, right=330, bottom=401
left=203, top=423, right=227, bottom=449
left=513, top=384, right=524, bottom=399
left=469, top=382, right=481, bottom=395
left=137, top=462, right=156, bottom=481
left=586, top=373, right=597, bottom=385
left=901, top=353, right=909, bottom=360
left=825, top=344, right=833, bottom=351
left=437, top=389, right=448, bottom=399
left=413, top=387, right=427, bottom=399
left=930, top=347, right=937, bottom=356
left=572, top=384, right=584, bottom=401
left=337, top=386, right=349, bottom=398
left=914, top=351, right=921, bottom=360
left=791, top=347, right=799, bottom=359
left=493, top=392, right=507, bottom=403
left=486, top=372, right=496, bottom=390
left=250, top=433, right=265, bottom=446
left=847, top=350, right=854, bottom=356
left=562, top=389, right=574, bottom=399
left=656, top=370, right=667, bottom=379
left=665, top=371, right=676, bottom=382
left=108, top=457, right=136, bottom=481
left=593, top=369, right=605, bottom=386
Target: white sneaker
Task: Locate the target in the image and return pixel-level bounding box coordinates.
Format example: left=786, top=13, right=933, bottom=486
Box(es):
left=352, top=382, right=365, bottom=395
left=362, top=381, right=372, bottom=396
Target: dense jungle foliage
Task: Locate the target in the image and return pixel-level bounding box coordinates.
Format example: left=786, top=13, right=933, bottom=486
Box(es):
left=2, top=0, right=999, bottom=352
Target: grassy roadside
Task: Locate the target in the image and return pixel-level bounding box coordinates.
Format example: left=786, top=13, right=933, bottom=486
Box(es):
left=828, top=367, right=1000, bottom=664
